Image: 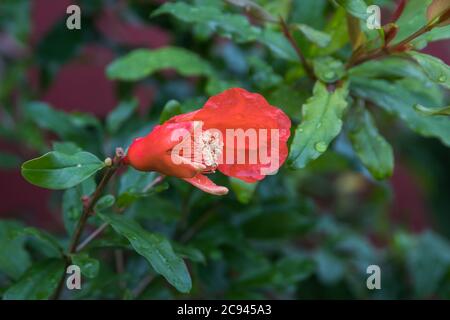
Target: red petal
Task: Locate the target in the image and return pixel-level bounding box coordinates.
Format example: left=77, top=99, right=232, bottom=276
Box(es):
left=189, top=88, right=291, bottom=182
left=183, top=174, right=229, bottom=195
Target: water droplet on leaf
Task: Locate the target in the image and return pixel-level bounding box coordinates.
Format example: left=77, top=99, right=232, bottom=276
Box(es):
left=314, top=142, right=327, bottom=153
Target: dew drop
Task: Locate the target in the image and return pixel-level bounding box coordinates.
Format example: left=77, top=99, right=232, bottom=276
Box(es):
left=314, top=142, right=327, bottom=153
left=77, top=164, right=82, bottom=168
left=316, top=122, right=322, bottom=129
left=438, top=75, right=446, bottom=82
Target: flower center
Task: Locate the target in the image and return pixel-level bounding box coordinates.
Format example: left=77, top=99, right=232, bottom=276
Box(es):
left=195, top=130, right=223, bottom=172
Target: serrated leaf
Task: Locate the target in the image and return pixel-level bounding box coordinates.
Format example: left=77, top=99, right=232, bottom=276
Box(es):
left=106, top=99, right=138, bottom=134
left=230, top=177, right=257, bottom=204
left=21, top=151, right=105, bottom=190
left=98, top=212, right=191, bottom=293
left=3, top=259, right=65, bottom=300
left=70, top=253, right=100, bottom=279
left=313, top=56, right=345, bottom=83
left=351, top=77, right=450, bottom=146
left=295, top=24, right=331, bottom=47
left=288, top=82, right=349, bottom=169
left=107, top=47, right=214, bottom=81
left=0, top=221, right=31, bottom=280
left=348, top=107, right=394, bottom=179
left=335, top=0, right=369, bottom=20
left=408, top=51, right=450, bottom=89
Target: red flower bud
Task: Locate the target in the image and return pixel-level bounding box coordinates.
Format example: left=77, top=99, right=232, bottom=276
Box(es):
left=125, top=88, right=291, bottom=195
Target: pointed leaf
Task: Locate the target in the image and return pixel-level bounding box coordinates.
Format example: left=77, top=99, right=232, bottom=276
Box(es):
left=348, top=107, right=394, bottom=179
left=107, top=47, right=214, bottom=81
left=106, top=99, right=138, bottom=134
left=288, top=82, right=349, bottom=169
left=408, top=51, right=450, bottom=89
left=294, top=24, right=331, bottom=47
left=351, top=77, right=450, bottom=146
left=21, top=151, right=105, bottom=190
left=3, top=259, right=65, bottom=300
left=98, top=212, right=191, bottom=293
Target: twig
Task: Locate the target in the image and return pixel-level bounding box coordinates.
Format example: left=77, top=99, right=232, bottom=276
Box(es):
left=279, top=17, right=316, bottom=80
left=180, top=209, right=215, bottom=243
left=75, top=223, right=108, bottom=252
left=75, top=174, right=165, bottom=253
left=52, top=148, right=125, bottom=299
left=132, top=274, right=154, bottom=299
left=347, top=8, right=450, bottom=68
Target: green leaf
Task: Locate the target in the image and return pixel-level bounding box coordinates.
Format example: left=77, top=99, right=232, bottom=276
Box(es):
left=0, top=151, right=21, bottom=169
left=160, top=100, right=182, bottom=124
left=52, top=141, right=82, bottom=155
left=295, top=24, right=331, bottom=47
left=394, top=0, right=432, bottom=44
left=408, top=51, right=450, bottom=89
left=313, top=56, right=345, bottom=83
left=106, top=99, right=138, bottom=134
left=152, top=2, right=260, bottom=43
left=257, top=28, right=298, bottom=61
left=117, top=169, right=168, bottom=207
left=13, top=227, right=63, bottom=258
left=411, top=25, right=450, bottom=49
left=205, top=78, right=240, bottom=96
left=348, top=57, right=431, bottom=81
left=98, top=212, right=191, bottom=293
left=236, top=257, right=315, bottom=288
left=0, top=221, right=31, bottom=280
left=247, top=56, right=282, bottom=89
left=151, top=2, right=297, bottom=61
left=335, top=0, right=368, bottom=20
left=107, top=47, right=214, bottom=81
left=230, top=177, right=258, bottom=204
left=288, top=82, right=349, bottom=169
left=348, top=107, right=394, bottom=179
left=25, top=102, right=100, bottom=143
left=3, top=259, right=65, bottom=300
left=173, top=243, right=206, bottom=264
left=21, top=151, right=105, bottom=190
left=414, top=104, right=450, bottom=116
left=406, top=231, right=450, bottom=297
left=267, top=85, right=309, bottom=122
left=94, top=194, right=115, bottom=212
left=61, top=178, right=96, bottom=236
left=310, top=8, right=349, bottom=56
left=70, top=253, right=100, bottom=279
left=351, top=77, right=450, bottom=146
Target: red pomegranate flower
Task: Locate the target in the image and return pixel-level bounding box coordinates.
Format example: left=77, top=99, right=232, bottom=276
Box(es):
left=125, top=88, right=291, bottom=195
